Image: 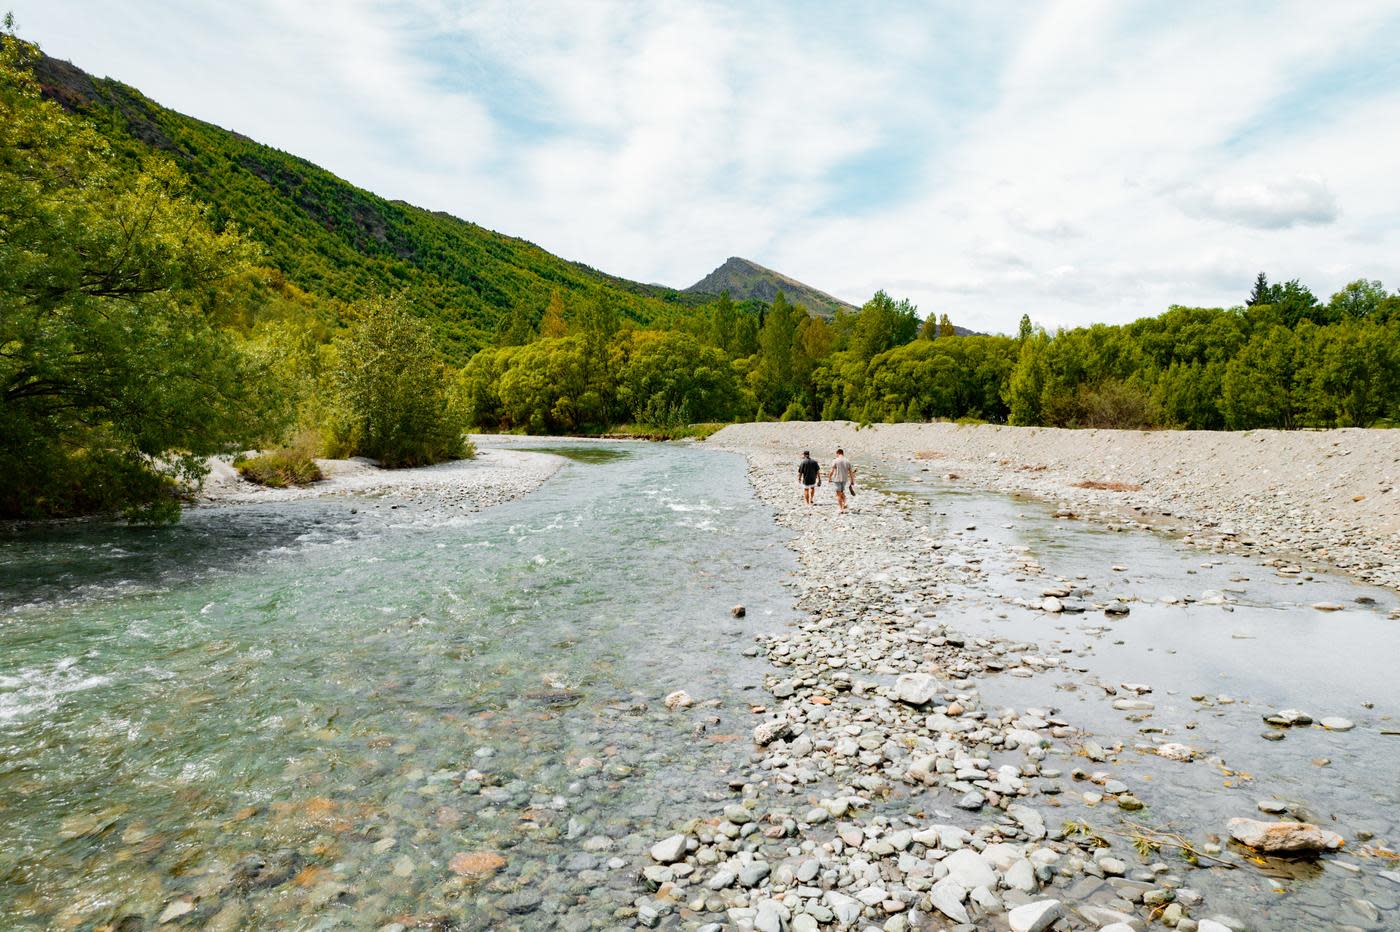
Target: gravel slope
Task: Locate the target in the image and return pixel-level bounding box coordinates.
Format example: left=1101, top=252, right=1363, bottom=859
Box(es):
left=711, top=423, right=1400, bottom=591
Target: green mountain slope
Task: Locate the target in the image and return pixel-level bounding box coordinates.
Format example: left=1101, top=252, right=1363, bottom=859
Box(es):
left=685, top=256, right=858, bottom=319
left=32, top=53, right=701, bottom=360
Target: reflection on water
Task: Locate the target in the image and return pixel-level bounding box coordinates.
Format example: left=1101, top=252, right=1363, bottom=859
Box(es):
left=514, top=444, right=632, bottom=465
left=0, top=442, right=794, bottom=929
left=877, top=465, right=1400, bottom=930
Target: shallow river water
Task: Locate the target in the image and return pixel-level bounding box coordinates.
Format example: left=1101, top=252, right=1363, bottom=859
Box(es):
left=873, top=465, right=1400, bottom=930
left=3, top=442, right=1398, bottom=930
left=0, top=442, right=795, bottom=929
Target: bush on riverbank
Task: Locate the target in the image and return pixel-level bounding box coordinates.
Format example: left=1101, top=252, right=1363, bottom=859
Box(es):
left=234, top=448, right=324, bottom=488
left=324, top=297, right=470, bottom=467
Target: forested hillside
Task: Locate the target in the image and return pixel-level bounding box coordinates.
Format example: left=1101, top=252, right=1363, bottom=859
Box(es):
left=31, top=54, right=700, bottom=360
left=4, top=27, right=1398, bottom=523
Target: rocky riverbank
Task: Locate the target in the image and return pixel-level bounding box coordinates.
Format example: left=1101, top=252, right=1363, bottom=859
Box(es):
left=632, top=448, right=1395, bottom=931
left=710, top=423, right=1400, bottom=593
left=197, top=446, right=563, bottom=512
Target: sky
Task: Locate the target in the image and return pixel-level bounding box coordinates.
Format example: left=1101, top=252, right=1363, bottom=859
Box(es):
left=15, top=1, right=1400, bottom=333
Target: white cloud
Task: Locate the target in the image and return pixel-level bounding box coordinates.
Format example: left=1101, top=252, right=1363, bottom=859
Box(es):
left=14, top=0, right=1400, bottom=333
left=1172, top=175, right=1339, bottom=229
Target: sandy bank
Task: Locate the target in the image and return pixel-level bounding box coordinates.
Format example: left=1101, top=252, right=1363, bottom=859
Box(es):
left=711, top=422, right=1400, bottom=591
left=197, top=446, right=563, bottom=512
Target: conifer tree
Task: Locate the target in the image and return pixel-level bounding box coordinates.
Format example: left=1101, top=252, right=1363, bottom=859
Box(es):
left=1246, top=272, right=1271, bottom=307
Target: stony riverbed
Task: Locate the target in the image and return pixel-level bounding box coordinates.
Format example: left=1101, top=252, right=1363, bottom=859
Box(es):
left=632, top=449, right=1400, bottom=931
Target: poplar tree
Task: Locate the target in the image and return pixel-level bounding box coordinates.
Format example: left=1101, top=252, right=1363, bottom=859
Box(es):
left=540, top=290, right=568, bottom=338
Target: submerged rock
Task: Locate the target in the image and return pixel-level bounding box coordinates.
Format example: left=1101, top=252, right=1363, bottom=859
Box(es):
left=449, top=850, right=506, bottom=878
left=232, top=849, right=303, bottom=890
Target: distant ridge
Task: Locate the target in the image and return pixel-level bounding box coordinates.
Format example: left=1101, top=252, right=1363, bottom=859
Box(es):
left=684, top=257, right=859, bottom=319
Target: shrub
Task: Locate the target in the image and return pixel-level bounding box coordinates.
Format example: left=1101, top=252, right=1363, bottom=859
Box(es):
left=326, top=296, right=467, bottom=466
left=234, top=449, right=324, bottom=488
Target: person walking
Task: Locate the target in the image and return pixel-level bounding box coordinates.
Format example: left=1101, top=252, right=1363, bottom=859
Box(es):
left=797, top=450, right=820, bottom=505
left=828, top=448, right=852, bottom=513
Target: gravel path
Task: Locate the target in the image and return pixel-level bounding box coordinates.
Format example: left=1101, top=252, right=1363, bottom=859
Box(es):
left=711, top=423, right=1400, bottom=592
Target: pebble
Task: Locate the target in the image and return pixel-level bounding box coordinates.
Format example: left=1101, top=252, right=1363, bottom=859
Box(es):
left=649, top=834, right=688, bottom=864
left=1008, top=898, right=1064, bottom=932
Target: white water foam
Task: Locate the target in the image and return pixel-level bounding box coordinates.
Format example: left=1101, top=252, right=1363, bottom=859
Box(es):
left=0, top=656, right=112, bottom=724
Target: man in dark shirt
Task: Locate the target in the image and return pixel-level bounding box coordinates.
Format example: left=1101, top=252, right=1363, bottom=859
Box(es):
left=797, top=451, right=820, bottom=505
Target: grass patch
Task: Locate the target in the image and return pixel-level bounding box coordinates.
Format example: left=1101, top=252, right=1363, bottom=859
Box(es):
left=234, top=449, right=325, bottom=488
left=604, top=423, right=728, bottom=441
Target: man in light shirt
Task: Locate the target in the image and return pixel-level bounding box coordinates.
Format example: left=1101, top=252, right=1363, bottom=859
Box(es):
left=828, top=448, right=852, bottom=513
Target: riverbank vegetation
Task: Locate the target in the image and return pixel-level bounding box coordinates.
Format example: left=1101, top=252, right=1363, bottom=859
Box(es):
left=454, top=281, right=1400, bottom=434
left=233, top=443, right=325, bottom=488
left=5, top=28, right=1399, bottom=521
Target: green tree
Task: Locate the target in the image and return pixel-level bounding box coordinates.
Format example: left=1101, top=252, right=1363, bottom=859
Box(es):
left=1327, top=279, right=1387, bottom=320
left=576, top=289, right=621, bottom=344
left=1294, top=318, right=1398, bottom=426
left=710, top=292, right=738, bottom=355
left=496, top=337, right=592, bottom=433
left=326, top=296, right=465, bottom=465
left=1018, top=314, right=1033, bottom=342
left=621, top=331, right=742, bottom=425
left=1221, top=325, right=1298, bottom=428
left=918, top=314, right=938, bottom=340
left=495, top=302, right=536, bottom=346
left=1246, top=272, right=1271, bottom=307
left=851, top=291, right=918, bottom=361
left=938, top=313, right=955, bottom=338
left=451, top=344, right=520, bottom=430
left=733, top=313, right=760, bottom=357
left=752, top=291, right=801, bottom=412
left=1005, top=331, right=1050, bottom=425
left=0, top=33, right=275, bottom=520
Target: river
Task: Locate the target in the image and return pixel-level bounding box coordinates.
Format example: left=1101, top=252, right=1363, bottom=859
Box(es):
left=0, top=442, right=795, bottom=929
left=3, top=441, right=1397, bottom=930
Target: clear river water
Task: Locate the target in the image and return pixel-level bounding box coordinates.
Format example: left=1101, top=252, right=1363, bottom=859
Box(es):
left=0, top=442, right=795, bottom=930
left=2, top=441, right=1397, bottom=930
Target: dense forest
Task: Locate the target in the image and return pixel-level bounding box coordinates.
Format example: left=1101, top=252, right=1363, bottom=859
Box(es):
left=457, top=276, right=1400, bottom=434
left=3, top=30, right=1398, bottom=521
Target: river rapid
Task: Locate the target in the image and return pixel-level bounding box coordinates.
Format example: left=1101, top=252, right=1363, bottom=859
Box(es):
left=0, top=442, right=795, bottom=929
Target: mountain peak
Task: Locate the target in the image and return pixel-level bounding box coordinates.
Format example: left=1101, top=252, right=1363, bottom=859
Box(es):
left=685, top=257, right=858, bottom=319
